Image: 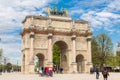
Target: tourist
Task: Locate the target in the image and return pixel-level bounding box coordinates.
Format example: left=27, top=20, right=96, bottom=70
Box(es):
left=59, top=67, right=63, bottom=74
left=95, top=68, right=99, bottom=79
left=53, top=65, right=57, bottom=73
left=90, top=67, right=95, bottom=74
left=36, top=68, right=39, bottom=74
left=45, top=66, right=49, bottom=76
left=48, top=68, right=53, bottom=77
left=0, top=68, right=2, bottom=75
left=39, top=67, right=43, bottom=76
left=102, top=68, right=109, bottom=80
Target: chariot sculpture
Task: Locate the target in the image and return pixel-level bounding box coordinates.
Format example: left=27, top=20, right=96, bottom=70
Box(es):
left=46, top=7, right=68, bottom=17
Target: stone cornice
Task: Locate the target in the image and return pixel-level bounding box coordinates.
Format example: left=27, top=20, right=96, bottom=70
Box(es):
left=22, top=15, right=48, bottom=23
left=22, top=48, right=48, bottom=51
left=21, top=48, right=29, bottom=52
left=34, top=48, right=48, bottom=50
left=20, top=28, right=92, bottom=37
left=22, top=15, right=89, bottom=24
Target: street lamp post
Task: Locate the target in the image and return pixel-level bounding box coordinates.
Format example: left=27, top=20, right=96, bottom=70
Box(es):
left=17, top=60, right=18, bottom=71
left=0, top=38, right=2, bottom=63
left=4, top=57, right=6, bottom=72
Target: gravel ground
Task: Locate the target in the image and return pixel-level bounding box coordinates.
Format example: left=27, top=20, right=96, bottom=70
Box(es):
left=0, top=72, right=120, bottom=80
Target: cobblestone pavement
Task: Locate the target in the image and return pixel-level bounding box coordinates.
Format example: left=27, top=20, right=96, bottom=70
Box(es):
left=0, top=72, right=120, bottom=80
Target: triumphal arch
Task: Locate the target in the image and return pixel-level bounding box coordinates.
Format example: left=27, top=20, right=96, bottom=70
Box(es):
left=21, top=7, right=92, bottom=74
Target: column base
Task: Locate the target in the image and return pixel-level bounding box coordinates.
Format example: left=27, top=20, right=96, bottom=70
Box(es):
left=87, top=62, right=93, bottom=73
left=29, top=62, right=35, bottom=74
left=46, top=62, right=53, bottom=67
left=71, top=62, right=77, bottom=73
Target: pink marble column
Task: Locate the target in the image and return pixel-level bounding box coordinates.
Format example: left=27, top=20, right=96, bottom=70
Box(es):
left=48, top=33, right=53, bottom=65
left=87, top=36, right=92, bottom=64
left=72, top=35, right=76, bottom=62
left=30, top=32, right=34, bottom=63
left=71, top=35, right=77, bottom=73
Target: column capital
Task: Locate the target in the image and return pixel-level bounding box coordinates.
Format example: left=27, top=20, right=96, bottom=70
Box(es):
left=87, top=36, right=92, bottom=41
left=30, top=32, right=35, bottom=38
left=48, top=33, right=53, bottom=39
left=71, top=35, right=76, bottom=40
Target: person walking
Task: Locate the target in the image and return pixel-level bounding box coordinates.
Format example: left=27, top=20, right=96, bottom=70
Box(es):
left=59, top=67, right=63, bottom=74
left=0, top=68, right=2, bottom=75
left=39, top=67, right=43, bottom=76
left=95, top=68, right=99, bottom=79
left=102, top=68, right=109, bottom=80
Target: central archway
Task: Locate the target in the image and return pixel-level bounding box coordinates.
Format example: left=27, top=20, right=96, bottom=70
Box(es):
left=53, top=41, right=68, bottom=73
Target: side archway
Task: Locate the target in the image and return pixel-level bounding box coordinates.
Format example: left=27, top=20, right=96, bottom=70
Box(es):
left=34, top=53, right=45, bottom=72
left=22, top=54, right=25, bottom=73
left=76, top=54, right=85, bottom=73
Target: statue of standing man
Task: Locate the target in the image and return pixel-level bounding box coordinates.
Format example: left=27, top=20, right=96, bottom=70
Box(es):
left=64, top=9, right=68, bottom=17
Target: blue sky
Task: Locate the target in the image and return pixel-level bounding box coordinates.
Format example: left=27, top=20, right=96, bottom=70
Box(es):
left=0, top=0, right=120, bottom=65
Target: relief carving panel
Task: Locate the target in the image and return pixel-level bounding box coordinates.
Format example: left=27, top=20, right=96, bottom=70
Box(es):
left=76, top=37, right=87, bottom=50
left=34, top=36, right=48, bottom=48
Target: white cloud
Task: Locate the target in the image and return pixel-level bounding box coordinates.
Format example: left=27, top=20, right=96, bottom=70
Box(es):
left=80, top=10, right=120, bottom=33
left=70, top=9, right=84, bottom=15
left=68, top=0, right=120, bottom=35
left=0, top=34, right=21, bottom=60
left=96, top=11, right=120, bottom=19
left=105, top=0, right=120, bottom=12
left=0, top=34, right=20, bottom=43
left=0, top=0, right=54, bottom=32
left=0, top=0, right=54, bottom=65
left=79, top=0, right=120, bottom=34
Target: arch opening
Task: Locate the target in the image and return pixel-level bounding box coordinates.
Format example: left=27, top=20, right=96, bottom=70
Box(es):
left=34, top=53, right=44, bottom=72
left=22, top=54, right=25, bottom=72
left=76, top=54, right=85, bottom=73
left=53, top=41, right=68, bottom=73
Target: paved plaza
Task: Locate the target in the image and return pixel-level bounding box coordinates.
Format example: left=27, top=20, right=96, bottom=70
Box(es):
left=0, top=72, right=120, bottom=80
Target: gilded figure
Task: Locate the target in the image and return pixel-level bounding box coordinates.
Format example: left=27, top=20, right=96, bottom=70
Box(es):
left=46, top=7, right=50, bottom=15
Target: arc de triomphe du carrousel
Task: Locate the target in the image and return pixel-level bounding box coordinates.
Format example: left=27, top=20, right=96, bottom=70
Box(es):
left=21, top=7, right=92, bottom=74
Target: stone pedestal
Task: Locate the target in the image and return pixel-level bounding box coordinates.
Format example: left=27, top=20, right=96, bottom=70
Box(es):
left=29, top=62, right=35, bottom=74
left=87, top=36, right=93, bottom=73
left=71, top=62, right=77, bottom=73
left=47, top=62, right=53, bottom=67
left=87, top=62, right=92, bottom=73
